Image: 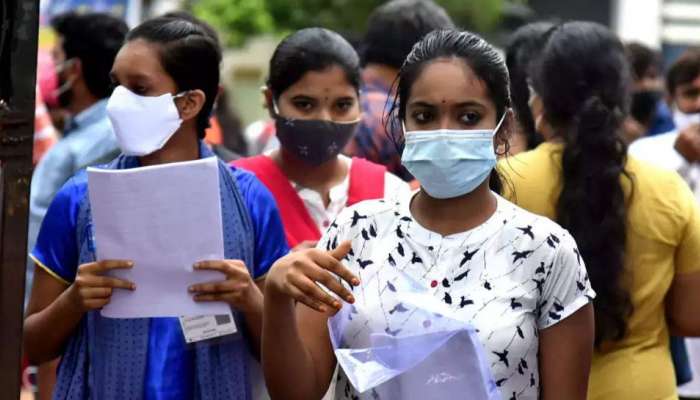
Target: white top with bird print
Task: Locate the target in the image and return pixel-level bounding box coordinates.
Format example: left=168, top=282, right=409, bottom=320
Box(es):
left=319, top=191, right=595, bottom=400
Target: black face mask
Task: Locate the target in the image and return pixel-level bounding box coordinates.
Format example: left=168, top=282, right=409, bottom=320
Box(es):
left=274, top=112, right=359, bottom=166
left=630, top=90, right=662, bottom=126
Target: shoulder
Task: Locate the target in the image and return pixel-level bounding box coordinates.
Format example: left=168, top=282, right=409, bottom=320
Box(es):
left=498, top=144, right=560, bottom=190
left=626, top=157, right=697, bottom=237
left=627, top=156, right=690, bottom=199
left=498, top=195, right=570, bottom=238
left=229, top=165, right=274, bottom=203
left=333, top=198, right=400, bottom=230
left=59, top=169, right=89, bottom=200
left=42, top=169, right=89, bottom=227
left=384, top=171, right=411, bottom=192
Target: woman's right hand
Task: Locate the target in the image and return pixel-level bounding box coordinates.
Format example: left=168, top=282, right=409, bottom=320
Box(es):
left=266, top=241, right=360, bottom=313
left=67, top=260, right=136, bottom=312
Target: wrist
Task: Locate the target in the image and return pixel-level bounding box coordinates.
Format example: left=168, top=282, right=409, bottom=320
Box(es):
left=59, top=284, right=88, bottom=315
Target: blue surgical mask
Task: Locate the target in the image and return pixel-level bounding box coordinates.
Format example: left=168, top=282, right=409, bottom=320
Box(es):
left=401, top=114, right=505, bottom=199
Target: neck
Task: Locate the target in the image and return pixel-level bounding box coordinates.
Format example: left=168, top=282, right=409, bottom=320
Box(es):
left=139, top=126, right=200, bottom=166
left=363, top=64, right=399, bottom=90
left=410, top=182, right=497, bottom=236
left=271, top=149, right=347, bottom=191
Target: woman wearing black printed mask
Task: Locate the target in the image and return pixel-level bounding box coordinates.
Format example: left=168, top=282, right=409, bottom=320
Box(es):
left=234, top=28, right=410, bottom=251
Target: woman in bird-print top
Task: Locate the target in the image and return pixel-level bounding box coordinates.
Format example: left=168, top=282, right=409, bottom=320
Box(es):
left=262, top=30, right=595, bottom=400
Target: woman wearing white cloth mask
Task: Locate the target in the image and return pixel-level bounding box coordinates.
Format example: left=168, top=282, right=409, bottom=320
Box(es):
left=262, top=29, right=595, bottom=400
left=24, top=17, right=289, bottom=399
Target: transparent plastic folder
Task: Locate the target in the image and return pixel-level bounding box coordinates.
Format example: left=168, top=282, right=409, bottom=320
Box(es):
left=328, top=277, right=501, bottom=400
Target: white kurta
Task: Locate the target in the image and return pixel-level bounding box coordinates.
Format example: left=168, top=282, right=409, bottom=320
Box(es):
left=319, top=192, right=594, bottom=400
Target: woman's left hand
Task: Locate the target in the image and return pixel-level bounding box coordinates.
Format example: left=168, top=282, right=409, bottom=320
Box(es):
left=189, top=260, right=262, bottom=313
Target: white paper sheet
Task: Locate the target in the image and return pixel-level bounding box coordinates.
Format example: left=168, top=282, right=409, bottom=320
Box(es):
left=87, top=157, right=229, bottom=318
left=329, top=272, right=500, bottom=400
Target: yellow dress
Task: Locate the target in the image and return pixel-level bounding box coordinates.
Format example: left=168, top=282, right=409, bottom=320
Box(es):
left=499, top=142, right=700, bottom=400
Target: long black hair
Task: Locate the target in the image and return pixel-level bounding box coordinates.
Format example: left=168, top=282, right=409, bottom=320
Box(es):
left=127, top=17, right=221, bottom=138
left=267, top=27, right=361, bottom=100
left=531, top=21, right=633, bottom=346
left=386, top=29, right=512, bottom=193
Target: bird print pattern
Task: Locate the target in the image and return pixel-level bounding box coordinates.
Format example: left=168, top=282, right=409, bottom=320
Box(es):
left=320, top=193, right=595, bottom=400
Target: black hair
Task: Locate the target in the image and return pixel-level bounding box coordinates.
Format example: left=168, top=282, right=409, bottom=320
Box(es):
left=51, top=12, right=128, bottom=99
left=361, top=0, right=454, bottom=69
left=531, top=21, right=632, bottom=346
left=386, top=29, right=511, bottom=193
left=160, top=11, right=221, bottom=47
left=127, top=17, right=222, bottom=138
left=267, top=27, right=360, bottom=100
left=624, top=42, right=661, bottom=82
left=667, top=49, right=700, bottom=96
left=505, top=21, right=554, bottom=150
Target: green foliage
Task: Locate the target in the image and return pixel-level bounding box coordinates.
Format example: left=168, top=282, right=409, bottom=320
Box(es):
left=437, top=0, right=504, bottom=32
left=192, top=0, right=507, bottom=48
left=192, top=0, right=274, bottom=47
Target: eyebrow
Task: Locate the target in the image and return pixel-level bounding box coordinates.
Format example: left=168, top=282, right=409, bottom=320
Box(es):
left=408, top=100, right=487, bottom=108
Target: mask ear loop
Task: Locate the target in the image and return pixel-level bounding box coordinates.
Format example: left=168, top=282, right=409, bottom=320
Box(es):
left=494, top=113, right=510, bottom=156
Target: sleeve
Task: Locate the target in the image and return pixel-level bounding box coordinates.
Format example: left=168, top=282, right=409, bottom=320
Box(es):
left=29, top=176, right=83, bottom=285
left=537, top=229, right=596, bottom=329
left=29, top=142, right=75, bottom=225
left=235, top=169, right=290, bottom=279
left=675, top=186, right=700, bottom=274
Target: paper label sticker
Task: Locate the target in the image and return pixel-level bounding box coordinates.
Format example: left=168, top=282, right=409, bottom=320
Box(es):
left=179, top=312, right=237, bottom=343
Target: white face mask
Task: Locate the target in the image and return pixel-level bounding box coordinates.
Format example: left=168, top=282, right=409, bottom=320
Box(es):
left=673, top=108, right=700, bottom=131
left=106, top=85, right=186, bottom=156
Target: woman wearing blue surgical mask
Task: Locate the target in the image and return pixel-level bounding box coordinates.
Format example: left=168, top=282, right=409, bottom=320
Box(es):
left=262, top=30, right=594, bottom=400
left=233, top=28, right=411, bottom=252
left=23, top=17, right=289, bottom=399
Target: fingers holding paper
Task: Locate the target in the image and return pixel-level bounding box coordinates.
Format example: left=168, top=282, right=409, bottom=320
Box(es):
left=190, top=260, right=263, bottom=313
left=266, top=241, right=360, bottom=313
left=68, top=260, right=135, bottom=312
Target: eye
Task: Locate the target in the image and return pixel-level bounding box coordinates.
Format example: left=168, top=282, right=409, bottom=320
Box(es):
left=336, top=99, right=354, bottom=112
left=292, top=99, right=314, bottom=111
left=132, top=85, right=149, bottom=95
left=411, top=110, right=434, bottom=124
left=459, top=111, right=482, bottom=126
left=683, top=89, right=700, bottom=99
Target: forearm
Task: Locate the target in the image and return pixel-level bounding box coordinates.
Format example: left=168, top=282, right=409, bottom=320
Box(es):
left=24, top=289, right=85, bottom=363
left=241, top=306, right=263, bottom=359
left=262, top=291, right=324, bottom=400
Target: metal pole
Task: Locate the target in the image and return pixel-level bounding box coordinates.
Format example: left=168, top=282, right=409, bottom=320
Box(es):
left=0, top=0, right=40, bottom=397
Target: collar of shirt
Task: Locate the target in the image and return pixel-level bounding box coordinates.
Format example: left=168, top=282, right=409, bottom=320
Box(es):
left=65, top=99, right=109, bottom=135
left=293, top=156, right=352, bottom=230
